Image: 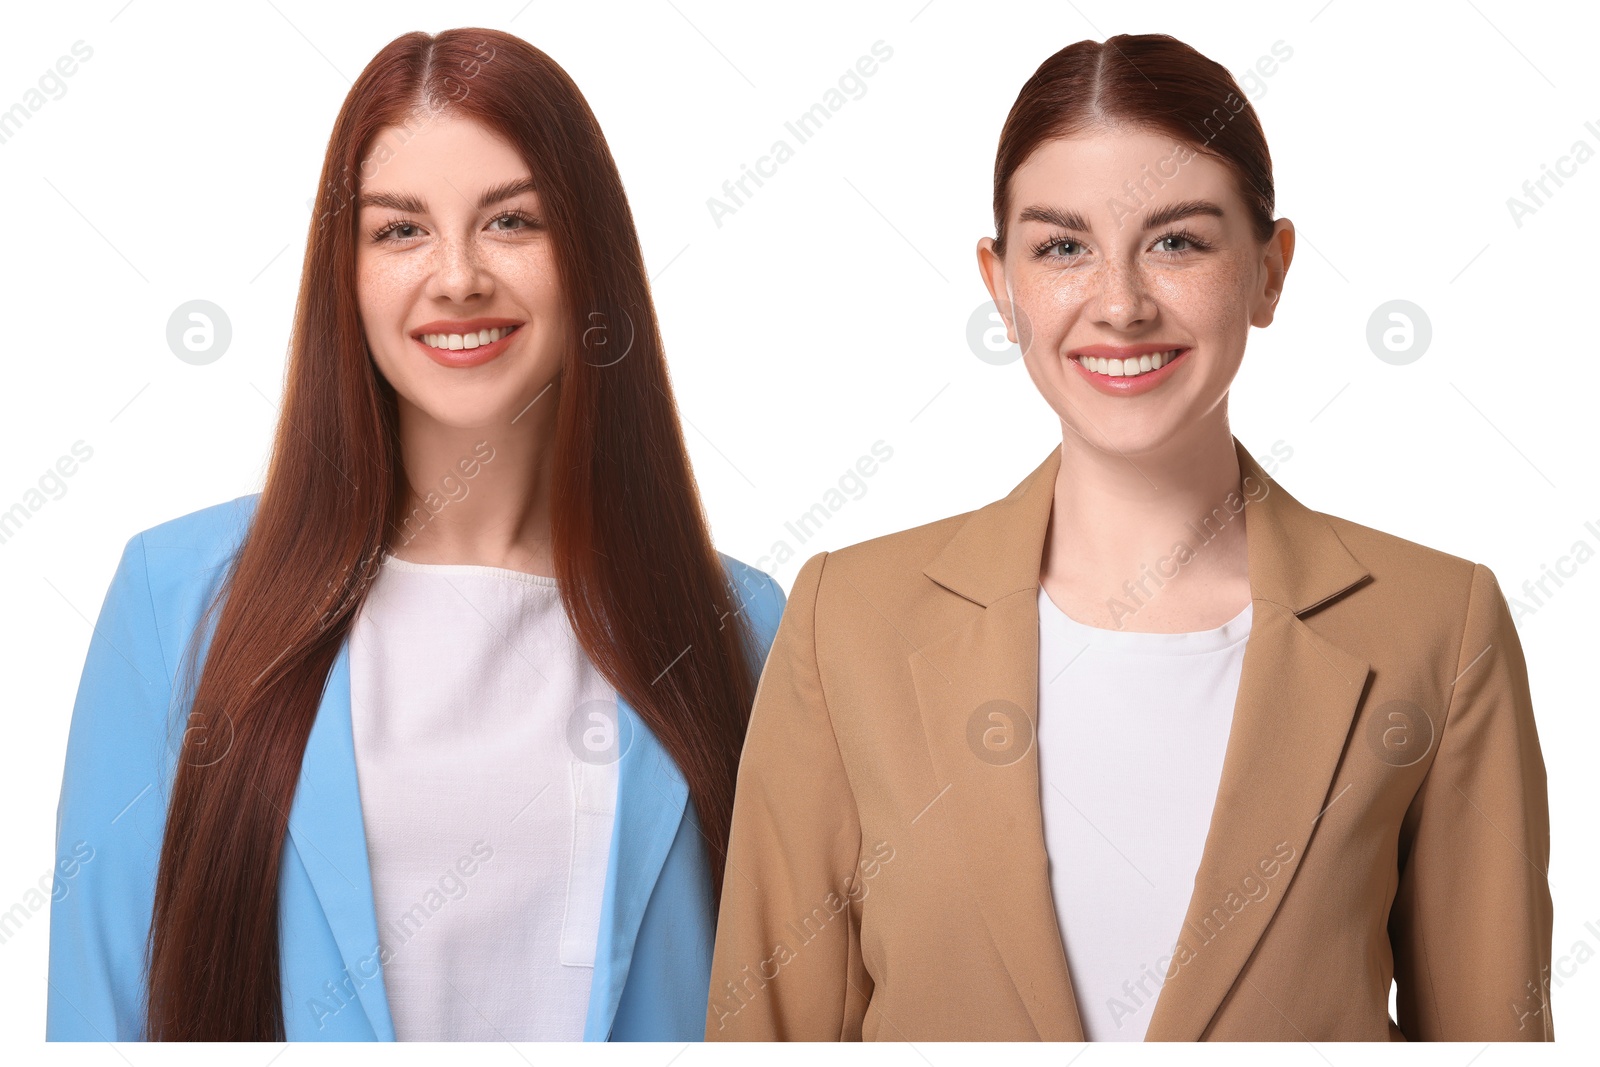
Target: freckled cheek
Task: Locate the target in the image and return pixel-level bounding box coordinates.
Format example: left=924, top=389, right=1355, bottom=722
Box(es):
left=512, top=273, right=564, bottom=316
left=356, top=257, right=431, bottom=331
left=353, top=268, right=396, bottom=348
left=1013, top=273, right=1095, bottom=345
left=1147, top=266, right=1253, bottom=344
left=441, top=246, right=562, bottom=320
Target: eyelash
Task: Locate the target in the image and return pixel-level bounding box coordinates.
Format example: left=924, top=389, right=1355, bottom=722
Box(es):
left=368, top=208, right=542, bottom=243
left=1029, top=228, right=1212, bottom=260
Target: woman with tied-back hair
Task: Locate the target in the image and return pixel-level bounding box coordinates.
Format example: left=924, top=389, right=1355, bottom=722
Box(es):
left=47, top=28, right=784, bottom=1042
left=707, top=33, right=1552, bottom=1041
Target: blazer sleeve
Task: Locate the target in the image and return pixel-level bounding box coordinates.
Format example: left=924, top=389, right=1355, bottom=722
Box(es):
left=705, top=550, right=871, bottom=1040
left=47, top=534, right=173, bottom=1041
left=1389, top=562, right=1554, bottom=1039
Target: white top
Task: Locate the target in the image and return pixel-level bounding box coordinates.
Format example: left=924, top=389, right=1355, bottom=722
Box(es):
left=347, top=552, right=619, bottom=1041
left=1035, top=584, right=1252, bottom=1041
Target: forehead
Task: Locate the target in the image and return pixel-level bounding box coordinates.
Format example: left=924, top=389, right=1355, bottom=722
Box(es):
left=1009, top=127, right=1240, bottom=224
left=358, top=111, right=529, bottom=194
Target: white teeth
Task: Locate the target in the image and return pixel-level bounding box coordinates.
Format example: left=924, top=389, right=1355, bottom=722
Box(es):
left=421, top=326, right=518, bottom=350
left=1076, top=349, right=1181, bottom=378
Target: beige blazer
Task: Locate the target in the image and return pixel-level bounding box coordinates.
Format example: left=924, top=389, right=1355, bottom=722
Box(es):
left=706, top=437, right=1552, bottom=1041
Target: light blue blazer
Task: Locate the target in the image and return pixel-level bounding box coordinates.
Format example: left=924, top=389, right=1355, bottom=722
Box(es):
left=46, top=494, right=786, bottom=1041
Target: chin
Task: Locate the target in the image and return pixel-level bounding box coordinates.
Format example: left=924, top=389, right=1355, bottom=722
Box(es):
left=406, top=397, right=519, bottom=433
left=1065, top=406, right=1195, bottom=459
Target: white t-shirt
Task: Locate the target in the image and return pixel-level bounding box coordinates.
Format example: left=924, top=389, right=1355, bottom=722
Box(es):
left=347, top=553, right=619, bottom=1040
left=1035, top=584, right=1252, bottom=1041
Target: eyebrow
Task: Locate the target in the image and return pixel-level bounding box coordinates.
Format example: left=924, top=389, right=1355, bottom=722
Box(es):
left=358, top=176, right=539, bottom=214
left=1016, top=198, right=1225, bottom=232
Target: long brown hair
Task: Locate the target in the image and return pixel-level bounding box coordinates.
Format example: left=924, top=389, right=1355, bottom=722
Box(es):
left=145, top=28, right=761, bottom=1040
left=991, top=33, right=1276, bottom=255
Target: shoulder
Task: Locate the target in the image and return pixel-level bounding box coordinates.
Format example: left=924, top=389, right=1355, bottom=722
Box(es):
left=1244, top=446, right=1490, bottom=618
left=825, top=510, right=972, bottom=576
left=778, top=508, right=976, bottom=619
left=101, top=493, right=260, bottom=676
left=1291, top=506, right=1518, bottom=682
left=1319, top=510, right=1478, bottom=583
left=716, top=551, right=785, bottom=650
left=1316, top=509, right=1488, bottom=619
left=134, top=491, right=259, bottom=599
left=134, top=492, right=258, bottom=562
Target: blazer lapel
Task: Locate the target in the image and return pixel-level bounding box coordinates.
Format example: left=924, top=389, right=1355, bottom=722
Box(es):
left=913, top=442, right=1084, bottom=1040
left=912, top=437, right=1372, bottom=1042
left=284, top=635, right=397, bottom=1040
left=582, top=696, right=691, bottom=1040
left=1142, top=444, right=1370, bottom=1040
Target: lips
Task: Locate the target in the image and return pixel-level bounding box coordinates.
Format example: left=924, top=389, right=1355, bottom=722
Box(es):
left=418, top=324, right=520, bottom=351
left=1067, top=346, right=1192, bottom=396
left=411, top=322, right=523, bottom=369
left=411, top=316, right=525, bottom=342
left=1072, top=348, right=1183, bottom=379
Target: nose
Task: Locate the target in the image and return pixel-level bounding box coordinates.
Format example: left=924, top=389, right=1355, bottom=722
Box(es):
left=425, top=230, right=491, bottom=304
left=1090, top=256, right=1157, bottom=331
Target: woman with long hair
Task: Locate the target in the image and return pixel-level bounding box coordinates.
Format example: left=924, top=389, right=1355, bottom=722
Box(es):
left=48, top=28, right=783, bottom=1042
left=706, top=33, right=1552, bottom=1041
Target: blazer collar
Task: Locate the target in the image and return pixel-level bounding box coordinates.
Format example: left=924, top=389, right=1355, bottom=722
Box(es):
left=288, top=638, right=688, bottom=1042
left=924, top=436, right=1369, bottom=614
left=910, top=436, right=1374, bottom=1040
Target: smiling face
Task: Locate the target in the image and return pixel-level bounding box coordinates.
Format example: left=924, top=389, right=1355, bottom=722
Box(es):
left=355, top=111, right=568, bottom=431
left=978, top=124, right=1293, bottom=458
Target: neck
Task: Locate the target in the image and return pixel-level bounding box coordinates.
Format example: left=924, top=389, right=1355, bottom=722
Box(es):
left=387, top=388, right=560, bottom=576
left=1041, top=410, right=1250, bottom=629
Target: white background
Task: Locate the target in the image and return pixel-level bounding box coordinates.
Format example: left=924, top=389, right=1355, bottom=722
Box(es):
left=2, top=0, right=1595, bottom=1062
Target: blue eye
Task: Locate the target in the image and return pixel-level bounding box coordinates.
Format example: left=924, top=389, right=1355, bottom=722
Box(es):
left=487, top=209, right=540, bottom=232
left=1031, top=235, right=1085, bottom=259
left=368, top=209, right=542, bottom=244
left=370, top=219, right=422, bottom=242
left=1026, top=228, right=1213, bottom=261
left=1152, top=229, right=1211, bottom=254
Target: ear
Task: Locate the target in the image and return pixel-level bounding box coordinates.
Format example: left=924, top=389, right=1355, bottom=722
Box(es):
left=1250, top=219, right=1295, bottom=328
left=976, top=236, right=1018, bottom=343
